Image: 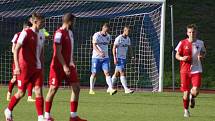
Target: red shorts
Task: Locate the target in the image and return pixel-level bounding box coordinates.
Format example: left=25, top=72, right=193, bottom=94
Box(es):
left=49, top=66, right=79, bottom=87
left=17, top=67, right=43, bottom=91
left=180, top=72, right=202, bottom=92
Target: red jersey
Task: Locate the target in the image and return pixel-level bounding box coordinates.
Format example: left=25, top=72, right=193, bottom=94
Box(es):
left=17, top=28, right=38, bottom=69
left=175, top=39, right=192, bottom=73
left=50, top=27, right=74, bottom=67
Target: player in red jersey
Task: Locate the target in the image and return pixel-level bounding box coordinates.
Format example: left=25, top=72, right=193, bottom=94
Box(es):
left=175, top=24, right=206, bottom=117
left=44, top=13, right=87, bottom=121
left=4, top=13, right=45, bottom=121
left=6, top=21, right=36, bottom=102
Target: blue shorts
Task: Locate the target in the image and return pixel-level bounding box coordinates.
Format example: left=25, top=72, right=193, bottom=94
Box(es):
left=91, top=58, right=110, bottom=73
left=115, top=58, right=126, bottom=71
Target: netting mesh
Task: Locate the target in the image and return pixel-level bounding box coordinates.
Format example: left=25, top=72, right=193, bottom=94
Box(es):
left=0, top=0, right=163, bottom=91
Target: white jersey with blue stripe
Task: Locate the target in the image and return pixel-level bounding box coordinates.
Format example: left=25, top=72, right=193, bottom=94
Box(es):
left=114, top=34, right=131, bottom=59
left=92, top=32, right=111, bottom=58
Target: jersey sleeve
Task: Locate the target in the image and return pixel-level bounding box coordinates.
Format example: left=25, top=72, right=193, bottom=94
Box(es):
left=175, top=41, right=182, bottom=54
left=201, top=41, right=206, bottom=53
left=54, top=32, right=62, bottom=44
left=11, top=33, right=18, bottom=43
left=128, top=37, right=131, bottom=46
left=92, top=33, right=98, bottom=44
left=114, top=36, right=120, bottom=46
left=17, top=31, right=27, bottom=45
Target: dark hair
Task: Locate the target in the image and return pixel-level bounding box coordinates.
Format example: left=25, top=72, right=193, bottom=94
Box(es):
left=63, top=13, right=75, bottom=23
left=31, top=12, right=44, bottom=21
left=102, top=23, right=110, bottom=28
left=23, top=20, right=32, bottom=27
left=124, top=25, right=130, bottom=30
left=187, top=24, right=197, bottom=30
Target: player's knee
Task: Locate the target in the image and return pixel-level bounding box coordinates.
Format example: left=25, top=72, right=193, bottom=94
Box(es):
left=34, top=86, right=42, bottom=97
left=183, top=91, right=189, bottom=100
left=15, top=90, right=25, bottom=98
left=91, top=73, right=96, bottom=77
left=120, top=71, right=125, bottom=76
left=72, top=84, right=80, bottom=94
left=49, top=86, right=58, bottom=94
left=104, top=72, right=110, bottom=76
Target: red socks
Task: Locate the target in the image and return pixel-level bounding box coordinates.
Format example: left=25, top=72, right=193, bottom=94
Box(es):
left=8, top=96, right=20, bottom=111
left=183, top=98, right=189, bottom=109
left=70, top=101, right=78, bottom=112
left=35, top=97, right=44, bottom=116
left=45, top=101, right=53, bottom=113
left=8, top=81, right=16, bottom=93
left=27, top=83, right=33, bottom=97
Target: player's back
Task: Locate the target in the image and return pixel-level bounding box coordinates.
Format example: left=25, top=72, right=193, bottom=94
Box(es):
left=51, top=28, right=73, bottom=67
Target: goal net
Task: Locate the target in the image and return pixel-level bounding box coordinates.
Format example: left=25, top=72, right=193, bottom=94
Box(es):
left=0, top=0, right=165, bottom=92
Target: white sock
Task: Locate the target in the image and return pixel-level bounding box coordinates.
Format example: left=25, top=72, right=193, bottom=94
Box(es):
left=44, top=112, right=50, bottom=118
left=38, top=115, right=43, bottom=121
left=5, top=108, right=12, bottom=116
left=70, top=112, right=77, bottom=118
left=90, top=75, right=96, bottom=90
left=106, top=76, right=113, bottom=89
left=112, top=75, right=117, bottom=85
left=120, top=76, right=129, bottom=90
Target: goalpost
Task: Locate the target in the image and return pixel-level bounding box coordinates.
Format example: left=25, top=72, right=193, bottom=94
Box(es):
left=0, top=0, right=166, bottom=92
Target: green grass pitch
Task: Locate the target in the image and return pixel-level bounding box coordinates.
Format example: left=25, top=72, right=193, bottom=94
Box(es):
left=0, top=87, right=214, bottom=121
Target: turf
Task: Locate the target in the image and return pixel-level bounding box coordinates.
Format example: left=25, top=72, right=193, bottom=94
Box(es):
left=0, top=87, right=214, bottom=121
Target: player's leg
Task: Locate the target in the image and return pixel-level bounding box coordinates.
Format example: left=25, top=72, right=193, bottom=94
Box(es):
left=7, top=76, right=17, bottom=101
left=103, top=58, right=117, bottom=95
left=180, top=73, right=191, bottom=117
left=33, top=70, right=45, bottom=121
left=119, top=71, right=134, bottom=94
left=27, top=82, right=35, bottom=102
left=89, top=58, right=100, bottom=94
left=111, top=70, right=119, bottom=86
left=117, top=58, right=134, bottom=94
left=190, top=73, right=202, bottom=108
left=69, top=67, right=87, bottom=121
left=5, top=79, right=27, bottom=121
left=44, top=68, right=60, bottom=120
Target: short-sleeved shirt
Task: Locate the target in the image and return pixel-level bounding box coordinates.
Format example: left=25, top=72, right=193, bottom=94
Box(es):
left=17, top=28, right=39, bottom=70
left=11, top=32, right=21, bottom=44
left=175, top=39, right=206, bottom=74
left=92, top=32, right=111, bottom=58
left=114, top=35, right=131, bottom=59
left=50, top=27, right=74, bottom=67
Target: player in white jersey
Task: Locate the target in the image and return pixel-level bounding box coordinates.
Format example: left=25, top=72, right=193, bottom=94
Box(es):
left=111, top=26, right=134, bottom=94
left=89, top=23, right=117, bottom=95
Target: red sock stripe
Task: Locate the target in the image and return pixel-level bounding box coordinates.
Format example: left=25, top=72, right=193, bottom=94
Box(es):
left=70, top=101, right=78, bottom=112
left=35, top=97, right=44, bottom=116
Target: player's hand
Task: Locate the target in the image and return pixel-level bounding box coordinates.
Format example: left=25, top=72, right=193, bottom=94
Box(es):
left=70, top=62, right=76, bottom=68
left=99, top=51, right=105, bottom=58
left=180, top=56, right=189, bottom=61
left=11, top=75, right=17, bottom=83
left=63, top=65, right=70, bottom=76
left=13, top=67, right=20, bottom=75
left=114, top=58, right=117, bottom=65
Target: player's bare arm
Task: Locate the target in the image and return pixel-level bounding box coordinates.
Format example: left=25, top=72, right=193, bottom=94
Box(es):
left=13, top=43, right=22, bottom=75
left=128, top=46, right=135, bottom=59
left=175, top=51, right=189, bottom=61
left=112, top=44, right=118, bottom=65
left=11, top=44, right=16, bottom=54
left=92, top=42, right=105, bottom=58
left=56, top=44, right=70, bottom=76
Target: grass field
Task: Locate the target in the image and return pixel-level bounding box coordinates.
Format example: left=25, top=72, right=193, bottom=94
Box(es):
left=0, top=87, right=214, bottom=121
